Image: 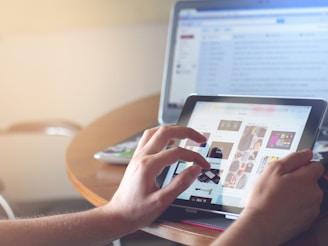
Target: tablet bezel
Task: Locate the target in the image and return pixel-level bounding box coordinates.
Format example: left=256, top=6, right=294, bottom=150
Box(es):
left=158, top=95, right=327, bottom=217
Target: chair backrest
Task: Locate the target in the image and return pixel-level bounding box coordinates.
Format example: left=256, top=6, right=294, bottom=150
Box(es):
left=1, top=120, right=82, bottom=137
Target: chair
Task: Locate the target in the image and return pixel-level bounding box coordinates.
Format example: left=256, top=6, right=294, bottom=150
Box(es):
left=0, top=119, right=82, bottom=219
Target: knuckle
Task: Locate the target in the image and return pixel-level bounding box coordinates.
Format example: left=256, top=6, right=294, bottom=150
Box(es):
left=142, top=128, right=154, bottom=138
left=134, top=153, right=152, bottom=168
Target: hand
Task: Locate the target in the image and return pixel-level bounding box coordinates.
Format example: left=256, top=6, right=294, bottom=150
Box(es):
left=105, top=125, right=210, bottom=234
left=241, top=149, right=324, bottom=245
left=211, top=149, right=324, bottom=246
left=0, top=126, right=210, bottom=246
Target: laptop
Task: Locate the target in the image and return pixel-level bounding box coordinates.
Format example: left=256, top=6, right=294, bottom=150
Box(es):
left=95, top=0, right=328, bottom=164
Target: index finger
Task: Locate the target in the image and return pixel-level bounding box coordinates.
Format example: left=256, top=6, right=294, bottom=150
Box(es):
left=134, top=126, right=160, bottom=153
left=147, top=146, right=210, bottom=176
left=142, top=125, right=207, bottom=155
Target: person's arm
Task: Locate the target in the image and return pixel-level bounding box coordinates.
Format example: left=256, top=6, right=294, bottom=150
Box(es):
left=0, top=207, right=129, bottom=246
left=0, top=125, right=210, bottom=246
left=211, top=149, right=324, bottom=246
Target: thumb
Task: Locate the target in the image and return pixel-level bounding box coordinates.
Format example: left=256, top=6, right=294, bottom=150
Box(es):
left=278, top=149, right=313, bottom=175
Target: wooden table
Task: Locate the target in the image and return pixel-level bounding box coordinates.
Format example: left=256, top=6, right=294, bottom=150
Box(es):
left=66, top=94, right=221, bottom=246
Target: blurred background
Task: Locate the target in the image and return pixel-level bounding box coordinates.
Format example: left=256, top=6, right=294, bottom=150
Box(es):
left=0, top=0, right=174, bottom=215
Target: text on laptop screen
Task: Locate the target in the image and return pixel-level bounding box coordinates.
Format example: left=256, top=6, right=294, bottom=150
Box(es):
left=168, top=6, right=328, bottom=109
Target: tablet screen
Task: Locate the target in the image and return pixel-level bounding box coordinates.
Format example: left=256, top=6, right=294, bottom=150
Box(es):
left=160, top=96, right=327, bottom=217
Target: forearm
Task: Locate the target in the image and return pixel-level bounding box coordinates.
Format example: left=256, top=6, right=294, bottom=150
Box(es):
left=0, top=207, right=133, bottom=246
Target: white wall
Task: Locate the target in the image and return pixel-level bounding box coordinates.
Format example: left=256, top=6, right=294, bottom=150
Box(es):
left=0, top=23, right=168, bottom=202
left=0, top=23, right=168, bottom=127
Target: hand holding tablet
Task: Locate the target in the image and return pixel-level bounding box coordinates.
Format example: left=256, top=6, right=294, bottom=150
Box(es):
left=210, top=149, right=324, bottom=246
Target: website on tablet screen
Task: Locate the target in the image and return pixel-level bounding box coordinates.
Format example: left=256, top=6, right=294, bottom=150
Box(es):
left=161, top=101, right=312, bottom=213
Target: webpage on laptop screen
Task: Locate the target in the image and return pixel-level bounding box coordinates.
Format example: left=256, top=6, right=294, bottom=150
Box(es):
left=168, top=7, right=328, bottom=108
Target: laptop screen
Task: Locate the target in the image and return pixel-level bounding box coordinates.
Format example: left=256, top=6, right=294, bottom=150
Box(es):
left=159, top=0, right=328, bottom=125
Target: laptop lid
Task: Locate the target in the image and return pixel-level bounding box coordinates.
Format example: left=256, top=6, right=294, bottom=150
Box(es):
left=158, top=0, right=328, bottom=125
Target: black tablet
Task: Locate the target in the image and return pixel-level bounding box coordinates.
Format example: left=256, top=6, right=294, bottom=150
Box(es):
left=159, top=95, right=327, bottom=219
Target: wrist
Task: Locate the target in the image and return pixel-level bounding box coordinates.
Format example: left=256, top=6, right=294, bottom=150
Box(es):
left=98, top=203, right=138, bottom=238
left=236, top=209, right=279, bottom=246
